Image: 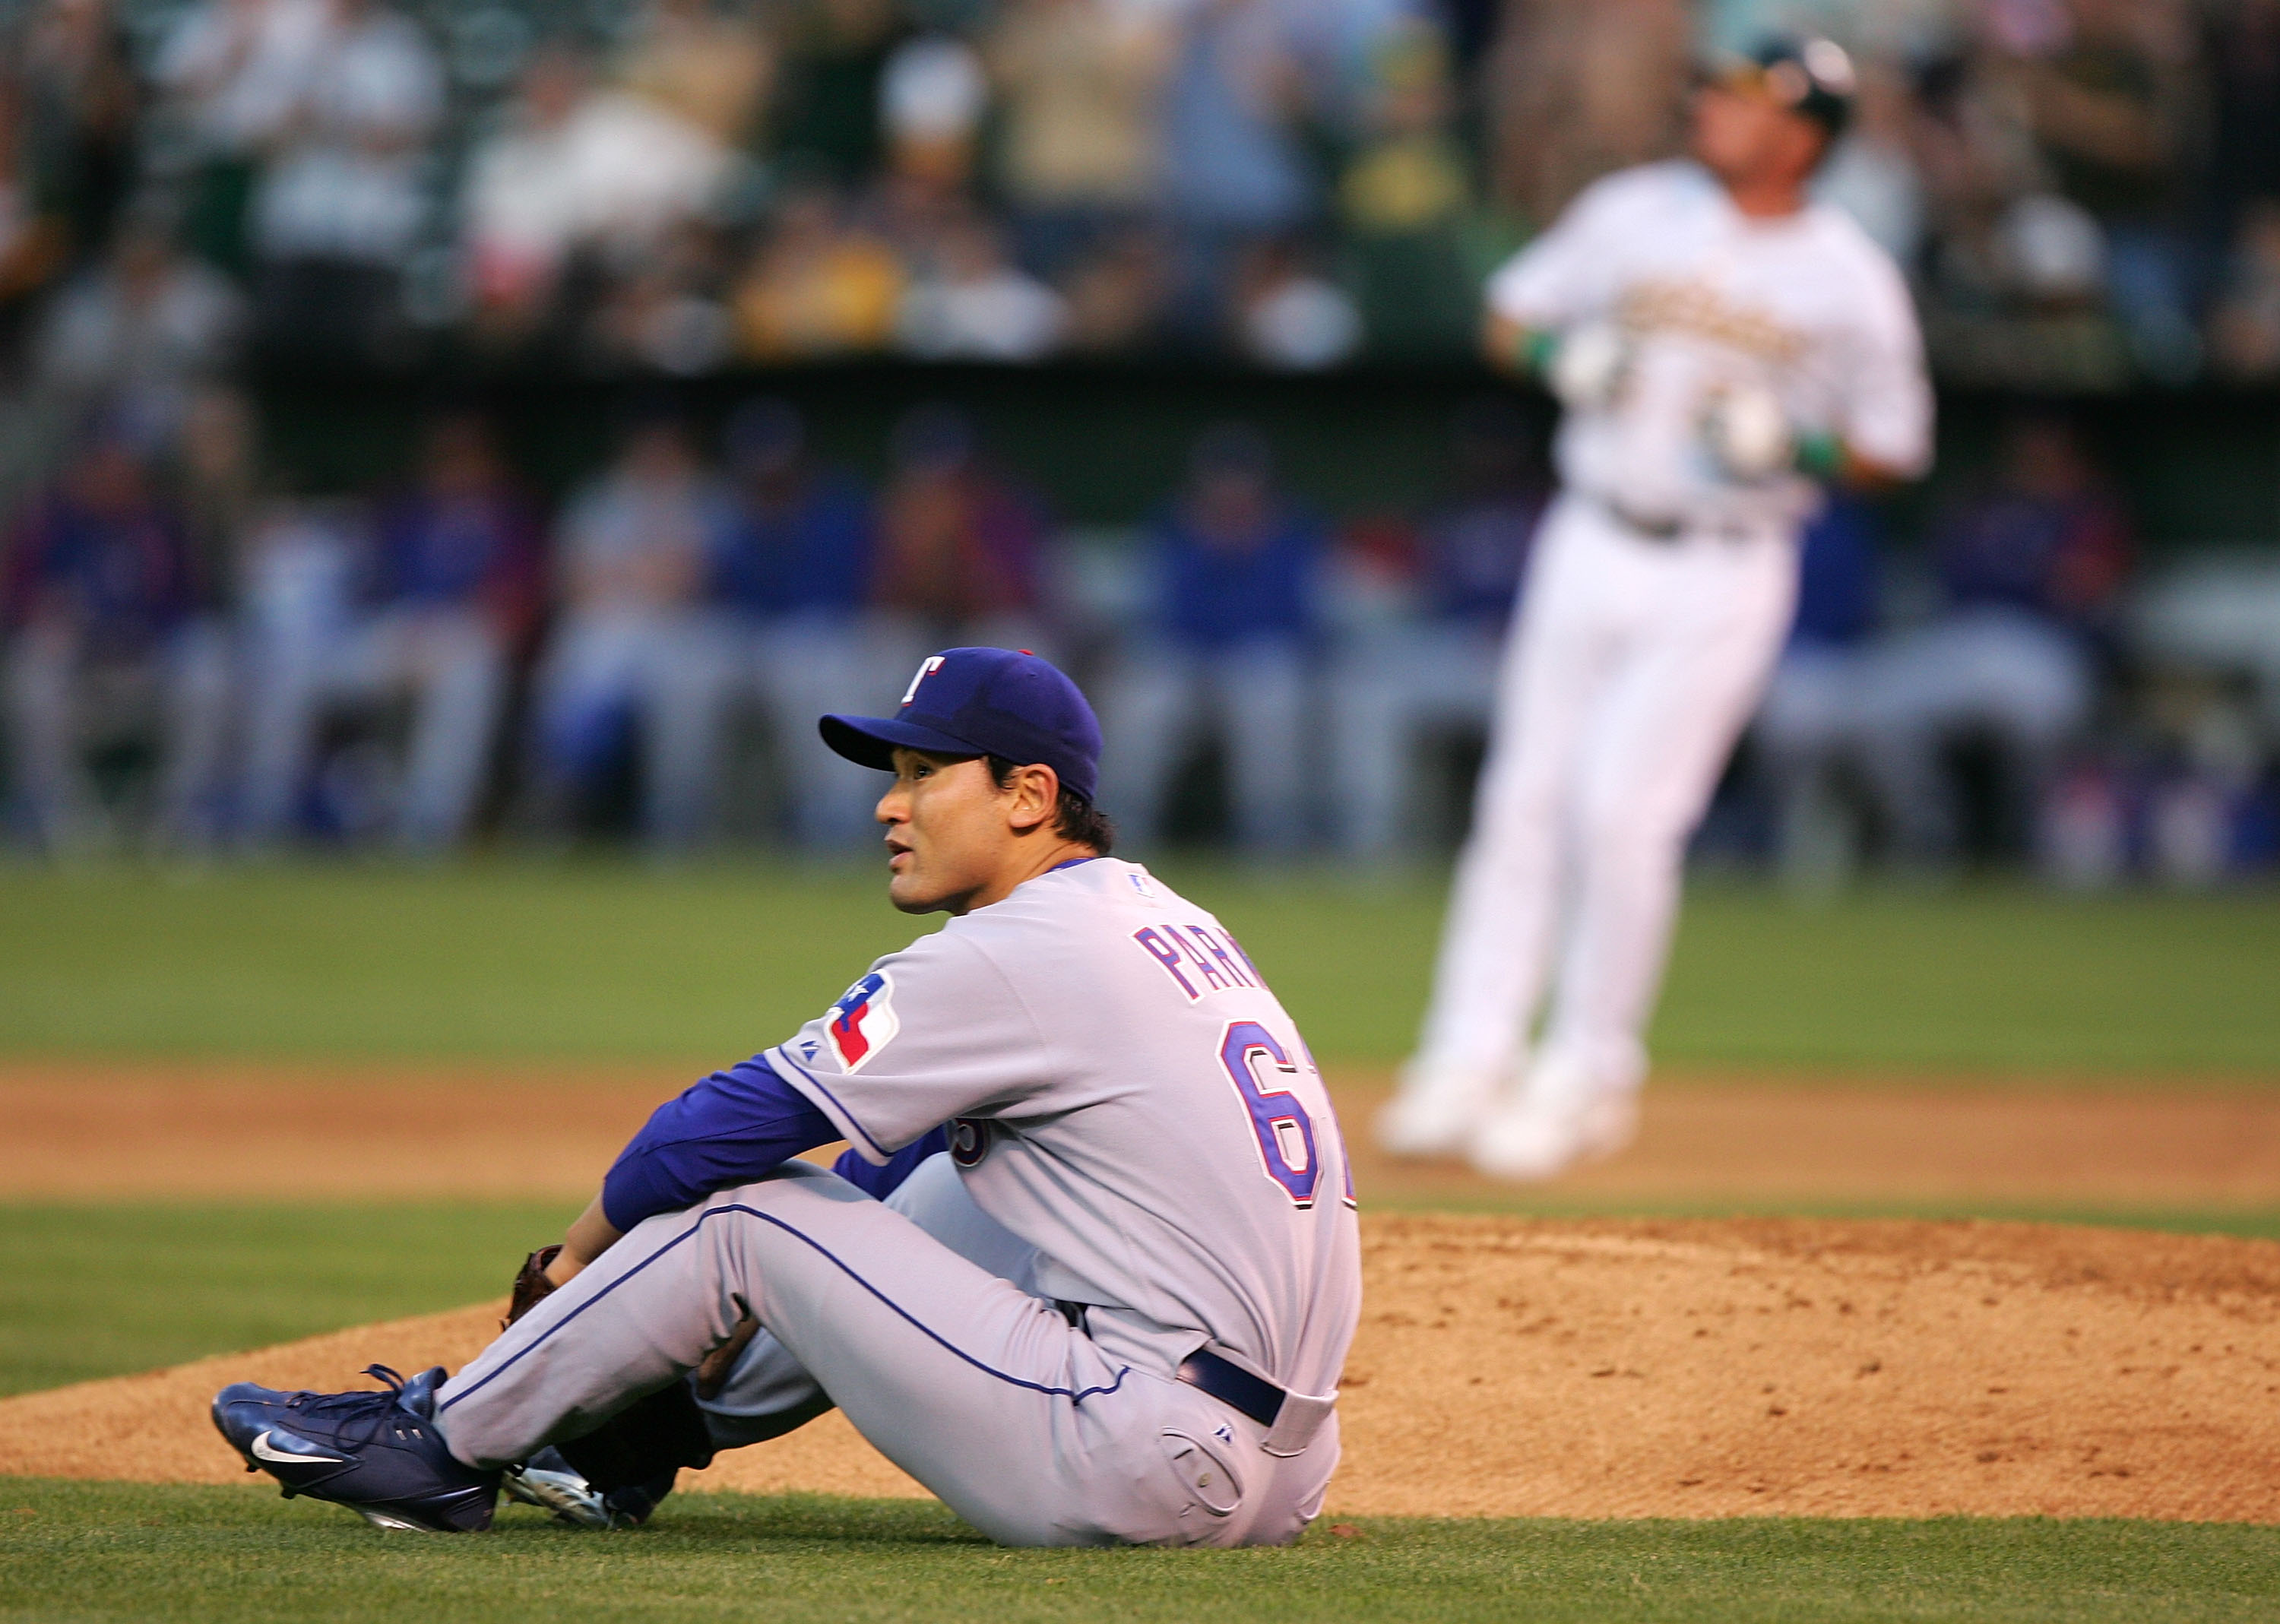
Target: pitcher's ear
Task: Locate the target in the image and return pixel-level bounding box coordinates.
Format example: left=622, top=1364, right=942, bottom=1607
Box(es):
left=1006, top=762, right=1060, bottom=834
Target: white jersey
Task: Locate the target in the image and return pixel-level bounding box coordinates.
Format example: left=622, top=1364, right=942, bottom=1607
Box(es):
left=1487, top=159, right=1932, bottom=532
left=768, top=857, right=1360, bottom=1403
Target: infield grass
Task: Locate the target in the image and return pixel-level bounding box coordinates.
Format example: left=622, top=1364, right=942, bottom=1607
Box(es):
left=6, top=869, right=2280, bottom=1607
left=2, top=1480, right=2276, bottom=1623
left=2, top=861, right=2275, bottom=1072
left=0, top=1202, right=577, bottom=1397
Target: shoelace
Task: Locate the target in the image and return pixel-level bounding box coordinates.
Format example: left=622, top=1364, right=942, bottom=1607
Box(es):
left=279, top=1364, right=427, bottom=1448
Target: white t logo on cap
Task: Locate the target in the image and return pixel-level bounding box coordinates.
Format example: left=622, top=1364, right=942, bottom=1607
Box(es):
left=901, top=656, right=946, bottom=708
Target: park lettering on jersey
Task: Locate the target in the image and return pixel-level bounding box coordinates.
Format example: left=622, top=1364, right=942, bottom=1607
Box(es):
left=1133, top=923, right=1260, bottom=1001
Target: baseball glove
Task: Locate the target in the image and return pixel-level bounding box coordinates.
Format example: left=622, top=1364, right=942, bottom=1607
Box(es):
left=504, top=1244, right=564, bottom=1331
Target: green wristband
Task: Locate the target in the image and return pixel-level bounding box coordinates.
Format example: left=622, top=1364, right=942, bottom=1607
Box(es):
left=1519, top=328, right=1559, bottom=377
left=1794, top=432, right=1845, bottom=480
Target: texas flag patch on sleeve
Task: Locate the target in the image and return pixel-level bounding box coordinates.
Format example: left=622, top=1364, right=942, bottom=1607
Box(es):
left=826, top=971, right=899, bottom=1072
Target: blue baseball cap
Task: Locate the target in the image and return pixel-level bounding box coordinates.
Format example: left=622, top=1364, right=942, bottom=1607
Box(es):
left=820, top=647, right=1102, bottom=803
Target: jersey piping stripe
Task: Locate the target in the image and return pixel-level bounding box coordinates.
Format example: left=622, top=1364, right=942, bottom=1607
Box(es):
left=439, top=1199, right=1133, bottom=1416
left=735, top=1204, right=1135, bottom=1405
left=768, top=1045, right=893, bottom=1162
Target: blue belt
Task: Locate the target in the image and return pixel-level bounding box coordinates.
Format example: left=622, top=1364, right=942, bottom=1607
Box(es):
left=1176, top=1347, right=1286, bottom=1429
left=1056, top=1302, right=1288, bottom=1429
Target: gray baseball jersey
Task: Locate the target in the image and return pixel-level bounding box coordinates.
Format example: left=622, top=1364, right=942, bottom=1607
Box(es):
left=1488, top=158, right=1933, bottom=532
left=768, top=856, right=1361, bottom=1405
left=436, top=857, right=1360, bottom=1546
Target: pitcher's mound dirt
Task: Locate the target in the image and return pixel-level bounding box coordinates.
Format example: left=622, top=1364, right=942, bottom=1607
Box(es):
left=7, top=1214, right=2280, bottom=1521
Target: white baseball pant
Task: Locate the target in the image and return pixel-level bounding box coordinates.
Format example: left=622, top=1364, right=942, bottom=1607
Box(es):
left=528, top=607, right=729, bottom=849
left=746, top=616, right=881, bottom=850
left=1413, top=492, right=1798, bottom=1093
left=4, top=619, right=233, bottom=851
left=1328, top=623, right=1504, bottom=860
left=1854, top=606, right=2092, bottom=861
left=240, top=607, right=506, bottom=851
left=433, top=1154, right=1335, bottom=1548
left=1096, top=641, right=1309, bottom=853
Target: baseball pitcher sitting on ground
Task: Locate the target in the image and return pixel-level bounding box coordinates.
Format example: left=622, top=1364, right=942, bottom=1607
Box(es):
left=214, top=647, right=1361, bottom=1548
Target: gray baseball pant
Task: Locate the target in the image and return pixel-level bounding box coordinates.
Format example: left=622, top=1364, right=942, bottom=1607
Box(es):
left=432, top=1155, right=1337, bottom=1547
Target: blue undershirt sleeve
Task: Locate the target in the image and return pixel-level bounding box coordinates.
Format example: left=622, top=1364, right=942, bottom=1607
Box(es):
left=600, top=1056, right=839, bottom=1231
left=831, top=1125, right=952, bottom=1201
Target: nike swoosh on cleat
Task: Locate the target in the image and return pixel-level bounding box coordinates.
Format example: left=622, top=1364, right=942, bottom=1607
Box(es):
left=251, top=1429, right=344, bottom=1466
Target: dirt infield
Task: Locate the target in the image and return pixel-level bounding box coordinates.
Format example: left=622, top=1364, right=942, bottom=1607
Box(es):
left=11, top=1062, right=2280, bottom=1522
left=8, top=1061, right=2280, bottom=1209
left=6, top=1214, right=2280, bottom=1521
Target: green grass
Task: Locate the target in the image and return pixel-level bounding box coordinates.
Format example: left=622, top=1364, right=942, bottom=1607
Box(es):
left=0, top=862, right=918, bottom=1066
left=1654, top=881, right=2280, bottom=1074
left=2, top=1482, right=2278, bottom=1623
left=0, top=1203, right=576, bottom=1397
left=2, top=862, right=2276, bottom=1072
left=6, top=867, right=2278, bottom=1610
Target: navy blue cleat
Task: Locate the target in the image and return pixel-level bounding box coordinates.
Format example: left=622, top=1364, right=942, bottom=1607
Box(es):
left=211, top=1363, right=500, bottom=1532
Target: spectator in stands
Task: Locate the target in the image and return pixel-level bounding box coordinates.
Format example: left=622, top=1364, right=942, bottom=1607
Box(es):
left=879, top=31, right=988, bottom=202
left=174, top=381, right=257, bottom=651
left=461, top=43, right=590, bottom=344
left=1908, top=41, right=2041, bottom=317
left=1328, top=403, right=1541, bottom=859
left=731, top=185, right=904, bottom=359
left=1231, top=235, right=1360, bottom=369
left=239, top=413, right=539, bottom=851
left=1097, top=423, right=1322, bottom=853
left=152, top=0, right=327, bottom=279
left=1752, top=495, right=1886, bottom=886
left=2206, top=0, right=2280, bottom=264
left=587, top=217, right=738, bottom=377
left=527, top=411, right=729, bottom=850
left=1481, top=0, right=1690, bottom=230
left=1811, top=55, right=1926, bottom=269
left=17, top=0, right=140, bottom=272
left=242, top=0, right=442, bottom=365
left=1338, top=18, right=1477, bottom=360
left=986, top=0, right=1174, bottom=280
left=617, top=0, right=776, bottom=150
left=1162, top=0, right=1319, bottom=345
left=870, top=403, right=1051, bottom=663
left=2009, top=0, right=2205, bottom=378
left=462, top=43, right=728, bottom=350
left=896, top=208, right=1068, bottom=362
left=2, top=423, right=231, bottom=852
left=706, top=397, right=877, bottom=849
left=1056, top=223, right=1169, bottom=353
left=2210, top=200, right=2280, bottom=380
left=0, top=81, right=70, bottom=336
left=1857, top=413, right=2133, bottom=865
left=34, top=209, right=245, bottom=422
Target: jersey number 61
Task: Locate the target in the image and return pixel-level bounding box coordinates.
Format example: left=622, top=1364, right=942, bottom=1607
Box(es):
left=1218, top=1021, right=1324, bottom=1208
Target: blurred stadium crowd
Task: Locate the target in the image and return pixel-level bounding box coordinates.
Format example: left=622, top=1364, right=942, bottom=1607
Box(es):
left=6, top=383, right=2276, bottom=881
left=0, top=0, right=2277, bottom=878
left=3, top=0, right=2280, bottom=378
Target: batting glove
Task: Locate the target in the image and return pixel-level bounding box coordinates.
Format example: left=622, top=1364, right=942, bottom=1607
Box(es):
left=1701, top=381, right=1794, bottom=483
left=1542, top=322, right=1631, bottom=413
